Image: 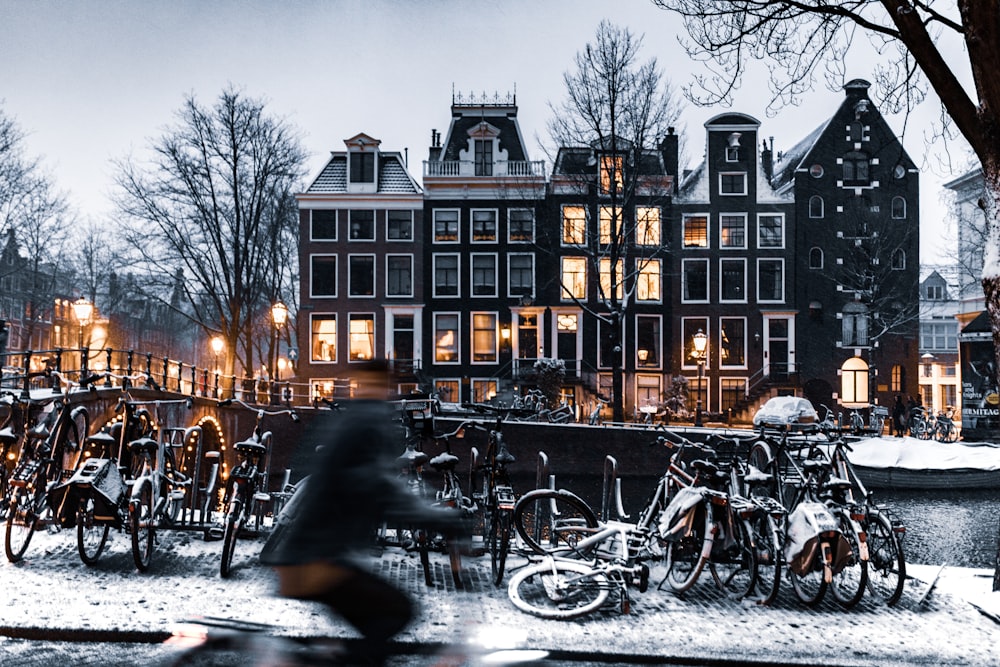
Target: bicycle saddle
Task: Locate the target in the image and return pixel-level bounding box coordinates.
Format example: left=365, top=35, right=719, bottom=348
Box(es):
left=128, top=437, right=159, bottom=455
left=396, top=445, right=429, bottom=468
left=235, top=439, right=267, bottom=456
left=428, top=451, right=459, bottom=471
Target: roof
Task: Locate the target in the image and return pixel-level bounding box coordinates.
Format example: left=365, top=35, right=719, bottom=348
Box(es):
left=302, top=152, right=421, bottom=195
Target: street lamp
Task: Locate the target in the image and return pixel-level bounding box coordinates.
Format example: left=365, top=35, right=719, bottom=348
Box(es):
left=211, top=336, right=224, bottom=397
left=72, top=297, right=94, bottom=378
left=692, top=329, right=708, bottom=427
left=270, top=302, right=288, bottom=405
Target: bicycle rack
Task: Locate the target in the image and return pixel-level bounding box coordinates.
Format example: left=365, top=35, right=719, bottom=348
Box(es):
left=601, top=455, right=630, bottom=523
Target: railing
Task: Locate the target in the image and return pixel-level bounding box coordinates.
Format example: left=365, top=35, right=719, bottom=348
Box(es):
left=423, top=159, right=546, bottom=178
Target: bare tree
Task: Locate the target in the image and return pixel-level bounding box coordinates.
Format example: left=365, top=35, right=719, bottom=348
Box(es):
left=114, top=88, right=306, bottom=377
left=651, top=0, right=1000, bottom=589
left=546, top=21, right=684, bottom=421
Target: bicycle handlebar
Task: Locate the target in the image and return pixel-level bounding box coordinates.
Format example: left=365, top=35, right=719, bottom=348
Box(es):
left=218, top=398, right=300, bottom=422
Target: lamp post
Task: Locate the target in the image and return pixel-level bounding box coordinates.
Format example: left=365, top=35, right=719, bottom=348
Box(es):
left=72, top=297, right=94, bottom=379
left=692, top=329, right=708, bottom=427
left=211, top=336, right=224, bottom=398
left=270, top=302, right=288, bottom=405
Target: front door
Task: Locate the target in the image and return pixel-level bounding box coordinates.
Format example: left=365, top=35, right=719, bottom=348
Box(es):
left=764, top=316, right=793, bottom=381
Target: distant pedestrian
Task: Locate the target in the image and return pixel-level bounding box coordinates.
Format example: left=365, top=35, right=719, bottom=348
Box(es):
left=891, top=395, right=906, bottom=437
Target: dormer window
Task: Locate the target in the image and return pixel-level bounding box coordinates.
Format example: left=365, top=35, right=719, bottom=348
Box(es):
left=350, top=152, right=375, bottom=183
left=600, top=155, right=623, bottom=195
left=475, top=139, right=493, bottom=176
left=462, top=121, right=506, bottom=177
left=345, top=134, right=381, bottom=193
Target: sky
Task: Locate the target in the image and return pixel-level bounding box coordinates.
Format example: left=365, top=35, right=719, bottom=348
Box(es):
left=0, top=0, right=974, bottom=265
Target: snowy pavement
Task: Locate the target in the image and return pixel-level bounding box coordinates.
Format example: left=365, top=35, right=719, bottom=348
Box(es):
left=1, top=526, right=999, bottom=665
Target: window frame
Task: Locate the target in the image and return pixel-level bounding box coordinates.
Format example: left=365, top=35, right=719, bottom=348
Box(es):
left=718, top=171, right=747, bottom=196
left=470, top=208, right=498, bottom=243
left=719, top=213, right=747, bottom=249
left=433, top=208, right=460, bottom=244
left=635, top=206, right=660, bottom=246
left=757, top=213, right=785, bottom=249
left=635, top=258, right=661, bottom=303
left=757, top=258, right=785, bottom=303
left=681, top=258, right=710, bottom=304
left=561, top=205, right=587, bottom=246
left=385, top=253, right=413, bottom=298
left=310, top=313, right=337, bottom=363
left=471, top=312, right=498, bottom=364
left=719, top=317, right=747, bottom=369
left=386, top=209, right=413, bottom=241
left=347, top=312, right=375, bottom=362
left=683, top=214, right=709, bottom=249
left=349, top=152, right=375, bottom=184
left=348, top=209, right=375, bottom=241
left=470, top=252, right=498, bottom=298
left=433, top=312, right=461, bottom=364
left=310, top=210, right=337, bottom=241
left=809, top=247, right=824, bottom=270
left=561, top=256, right=587, bottom=301
left=433, top=253, right=460, bottom=298
left=809, top=195, right=824, bottom=219
left=347, top=254, right=376, bottom=298
left=891, top=196, right=907, bottom=219
left=719, top=258, right=747, bottom=303
left=309, top=253, right=338, bottom=298
left=507, top=253, right=535, bottom=299
left=508, top=208, right=535, bottom=243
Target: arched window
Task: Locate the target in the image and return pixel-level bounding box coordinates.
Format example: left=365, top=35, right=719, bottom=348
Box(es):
left=891, top=248, right=906, bottom=270
left=809, top=247, right=824, bottom=269
left=843, top=151, right=870, bottom=184
left=809, top=195, right=824, bottom=219
left=891, top=196, right=906, bottom=219
left=841, top=356, right=870, bottom=407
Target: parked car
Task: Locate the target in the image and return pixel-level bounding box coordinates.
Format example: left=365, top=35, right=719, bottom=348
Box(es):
left=753, top=396, right=818, bottom=429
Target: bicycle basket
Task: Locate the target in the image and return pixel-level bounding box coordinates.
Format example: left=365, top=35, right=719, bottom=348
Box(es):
left=657, top=486, right=705, bottom=541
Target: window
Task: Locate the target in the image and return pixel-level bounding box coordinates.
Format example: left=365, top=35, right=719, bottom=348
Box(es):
left=311, top=210, right=337, bottom=240
left=600, top=155, right=623, bottom=195
left=348, top=255, right=375, bottom=297
left=842, top=305, right=869, bottom=347
left=348, top=314, right=374, bottom=361
left=562, top=205, right=586, bottom=245
left=843, top=151, right=870, bottom=183
left=433, top=254, right=459, bottom=297
left=720, top=259, right=746, bottom=302
left=720, top=318, right=746, bottom=367
left=349, top=152, right=375, bottom=183
left=471, top=254, right=497, bottom=297
left=683, top=215, right=708, bottom=248
left=599, top=258, right=623, bottom=300
left=758, top=259, right=784, bottom=302
left=636, top=315, right=661, bottom=367
left=434, top=209, right=459, bottom=243
left=471, top=209, right=497, bottom=242
left=508, top=254, right=534, bottom=298
left=926, top=283, right=944, bottom=300
left=473, top=379, right=498, bottom=402
left=719, top=172, right=747, bottom=195
left=726, top=145, right=739, bottom=162
left=720, top=214, right=746, bottom=248
left=920, top=321, right=958, bottom=350
left=636, top=259, right=660, bottom=302
left=891, top=249, right=906, bottom=270
left=758, top=214, right=784, bottom=248
left=721, top=378, right=747, bottom=413
left=349, top=210, right=375, bottom=240
left=809, top=195, right=824, bottom=218
left=310, top=255, right=337, bottom=297
left=474, top=139, right=493, bottom=176
left=387, top=210, right=413, bottom=240
left=891, top=364, right=903, bottom=392
left=434, top=313, right=459, bottom=363
left=809, top=164, right=824, bottom=178
left=561, top=257, right=587, bottom=300
left=472, top=312, right=497, bottom=362
left=682, top=317, right=709, bottom=368
left=891, top=196, right=906, bottom=219
left=636, top=207, right=660, bottom=245
left=386, top=255, right=412, bottom=297
left=682, top=258, right=709, bottom=302
left=310, top=315, right=336, bottom=362
left=598, top=317, right=621, bottom=369
left=435, top=379, right=460, bottom=403
left=809, top=247, right=824, bottom=269
left=599, top=206, right=620, bottom=245
left=508, top=209, right=534, bottom=242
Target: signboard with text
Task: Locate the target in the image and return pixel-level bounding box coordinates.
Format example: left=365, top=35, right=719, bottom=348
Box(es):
left=959, top=311, right=999, bottom=442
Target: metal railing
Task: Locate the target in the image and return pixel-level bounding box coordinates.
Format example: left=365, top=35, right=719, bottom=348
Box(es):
left=423, top=159, right=546, bottom=178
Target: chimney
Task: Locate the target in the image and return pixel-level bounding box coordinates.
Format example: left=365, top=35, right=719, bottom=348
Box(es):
left=659, top=127, right=679, bottom=194
left=428, top=129, right=442, bottom=162
left=761, top=136, right=774, bottom=181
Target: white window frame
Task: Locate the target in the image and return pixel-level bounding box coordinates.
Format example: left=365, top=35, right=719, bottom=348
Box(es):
left=470, top=311, right=498, bottom=364
left=635, top=258, right=661, bottom=303
left=309, top=253, right=337, bottom=298
left=347, top=253, right=376, bottom=298
left=433, top=312, right=461, bottom=365
left=470, top=252, right=498, bottom=298
left=310, top=210, right=337, bottom=241
left=561, top=205, right=587, bottom=247
left=470, top=208, right=498, bottom=243
left=508, top=208, right=535, bottom=243
left=507, top=253, right=535, bottom=299
left=718, top=171, right=747, bottom=196
left=348, top=209, right=376, bottom=241
left=386, top=209, right=414, bottom=241
left=561, top=256, right=587, bottom=301
left=757, top=213, right=785, bottom=249
left=433, top=208, right=460, bottom=244
left=719, top=258, right=747, bottom=304
left=719, top=212, right=747, bottom=249
left=635, top=206, right=661, bottom=246
left=385, top=253, right=413, bottom=298
left=347, top=312, right=376, bottom=362
left=681, top=258, right=710, bottom=304
left=310, top=313, right=337, bottom=363
left=682, top=214, right=709, bottom=249
left=719, top=316, right=748, bottom=369
left=757, top=258, right=785, bottom=303
left=433, top=253, right=460, bottom=298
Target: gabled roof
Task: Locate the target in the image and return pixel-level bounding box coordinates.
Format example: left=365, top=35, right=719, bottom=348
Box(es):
left=301, top=152, right=421, bottom=195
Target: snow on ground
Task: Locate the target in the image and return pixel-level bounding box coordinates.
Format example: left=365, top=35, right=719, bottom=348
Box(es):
left=848, top=436, right=1000, bottom=471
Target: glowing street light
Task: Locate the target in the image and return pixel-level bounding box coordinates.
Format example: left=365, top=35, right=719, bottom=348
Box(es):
left=72, top=297, right=94, bottom=377
left=692, top=329, right=708, bottom=427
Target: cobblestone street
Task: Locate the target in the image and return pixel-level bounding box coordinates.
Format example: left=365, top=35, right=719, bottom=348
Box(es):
left=1, top=525, right=999, bottom=665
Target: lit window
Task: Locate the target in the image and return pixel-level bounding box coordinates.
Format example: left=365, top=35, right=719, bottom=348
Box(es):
left=310, top=255, right=337, bottom=297
left=561, top=257, right=587, bottom=300
left=720, top=214, right=746, bottom=248
left=434, top=209, right=459, bottom=243
left=349, top=210, right=375, bottom=240
left=310, top=315, right=336, bottom=362
left=508, top=209, right=534, bottom=242
left=599, top=258, right=623, bottom=300
left=636, top=259, right=660, bottom=302
left=348, top=314, right=374, bottom=361
left=636, top=207, right=660, bottom=245
left=435, top=379, right=460, bottom=402
left=599, top=206, right=620, bottom=245
left=683, top=215, right=708, bottom=248
left=473, top=379, right=498, bottom=402
left=471, top=254, right=497, bottom=297
left=471, top=209, right=497, bottom=242
left=600, top=155, right=623, bottom=195
left=720, top=318, right=745, bottom=367
left=472, top=313, right=497, bottom=362
left=434, top=313, right=459, bottom=363
left=562, top=206, right=587, bottom=245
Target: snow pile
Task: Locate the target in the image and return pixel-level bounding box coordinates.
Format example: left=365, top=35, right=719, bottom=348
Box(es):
left=847, top=436, right=1000, bottom=471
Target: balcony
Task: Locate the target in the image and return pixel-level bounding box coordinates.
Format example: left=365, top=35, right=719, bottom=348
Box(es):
left=423, top=160, right=546, bottom=178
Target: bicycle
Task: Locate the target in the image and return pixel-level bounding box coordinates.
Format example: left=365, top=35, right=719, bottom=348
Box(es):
left=508, top=488, right=649, bottom=619
left=216, top=399, right=298, bottom=578
left=463, top=402, right=523, bottom=586
left=933, top=408, right=959, bottom=443
left=128, top=397, right=201, bottom=571
left=5, top=370, right=92, bottom=562
left=908, top=405, right=932, bottom=439
left=0, top=377, right=51, bottom=521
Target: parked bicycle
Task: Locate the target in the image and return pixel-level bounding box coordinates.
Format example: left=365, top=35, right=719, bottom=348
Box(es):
left=908, top=405, right=932, bottom=439
left=216, top=399, right=298, bottom=578
left=5, top=370, right=92, bottom=562
left=932, top=407, right=960, bottom=443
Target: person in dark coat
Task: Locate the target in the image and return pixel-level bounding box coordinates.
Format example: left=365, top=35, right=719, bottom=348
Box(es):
left=891, top=395, right=906, bottom=437
left=260, top=360, right=457, bottom=665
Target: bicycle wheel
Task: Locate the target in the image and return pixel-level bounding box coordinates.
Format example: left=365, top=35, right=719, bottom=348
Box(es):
left=220, top=504, right=241, bottom=578
left=865, top=509, right=905, bottom=605
left=789, top=551, right=828, bottom=607
left=488, top=508, right=512, bottom=586
left=512, top=488, right=599, bottom=557
left=664, top=506, right=708, bottom=594
left=507, top=559, right=609, bottom=620
left=5, top=486, right=39, bottom=563
left=710, top=515, right=758, bottom=600
left=747, top=441, right=778, bottom=499
left=0, top=463, right=10, bottom=521
left=829, top=510, right=868, bottom=608
left=77, top=496, right=110, bottom=565
left=130, top=481, right=155, bottom=572
left=749, top=510, right=783, bottom=605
